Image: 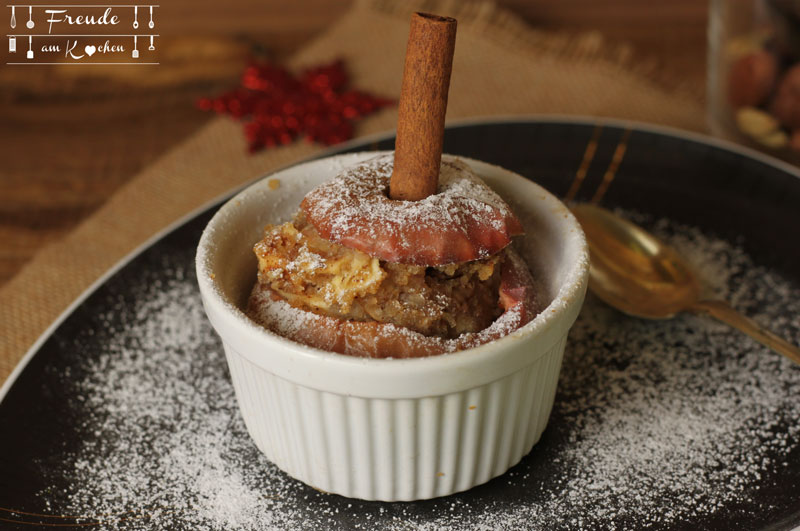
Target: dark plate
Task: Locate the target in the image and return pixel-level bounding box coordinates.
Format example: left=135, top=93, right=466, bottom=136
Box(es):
left=1, top=118, right=799, bottom=530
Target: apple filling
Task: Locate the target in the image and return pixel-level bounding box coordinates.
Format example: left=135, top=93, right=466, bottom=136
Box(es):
left=253, top=213, right=505, bottom=339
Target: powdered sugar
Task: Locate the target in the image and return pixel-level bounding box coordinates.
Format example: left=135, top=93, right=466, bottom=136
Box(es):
left=280, top=243, right=327, bottom=276
left=311, top=154, right=512, bottom=234
left=39, top=214, right=800, bottom=529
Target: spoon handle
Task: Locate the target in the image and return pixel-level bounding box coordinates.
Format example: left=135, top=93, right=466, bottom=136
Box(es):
left=691, top=300, right=800, bottom=365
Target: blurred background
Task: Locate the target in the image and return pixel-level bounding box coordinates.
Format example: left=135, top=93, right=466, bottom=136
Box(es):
left=0, top=0, right=708, bottom=288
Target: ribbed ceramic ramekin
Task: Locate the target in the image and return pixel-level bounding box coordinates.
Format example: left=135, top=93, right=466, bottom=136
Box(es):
left=196, top=152, right=588, bottom=501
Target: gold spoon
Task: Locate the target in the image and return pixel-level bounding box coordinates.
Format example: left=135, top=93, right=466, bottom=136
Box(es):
left=571, top=203, right=800, bottom=364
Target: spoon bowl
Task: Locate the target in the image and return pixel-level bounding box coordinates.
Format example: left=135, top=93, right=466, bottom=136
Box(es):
left=572, top=204, right=700, bottom=319
left=571, top=203, right=800, bottom=364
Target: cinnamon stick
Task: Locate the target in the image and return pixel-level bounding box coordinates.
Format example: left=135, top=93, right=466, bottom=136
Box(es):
left=389, top=12, right=457, bottom=201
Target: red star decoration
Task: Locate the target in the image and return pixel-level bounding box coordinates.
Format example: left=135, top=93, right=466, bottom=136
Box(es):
left=197, top=59, right=395, bottom=153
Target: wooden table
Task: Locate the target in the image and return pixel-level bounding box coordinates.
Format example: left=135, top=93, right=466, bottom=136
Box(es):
left=0, top=0, right=709, bottom=288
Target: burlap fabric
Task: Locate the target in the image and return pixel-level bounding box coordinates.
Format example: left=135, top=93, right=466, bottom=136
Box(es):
left=0, top=0, right=706, bottom=385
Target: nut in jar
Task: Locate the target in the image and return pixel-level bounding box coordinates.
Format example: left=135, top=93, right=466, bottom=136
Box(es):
left=710, top=0, right=800, bottom=158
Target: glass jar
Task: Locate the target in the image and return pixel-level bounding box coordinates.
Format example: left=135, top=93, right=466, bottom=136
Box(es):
left=708, top=0, right=800, bottom=160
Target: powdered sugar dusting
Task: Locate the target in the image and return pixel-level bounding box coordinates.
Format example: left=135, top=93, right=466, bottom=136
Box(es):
left=313, top=154, right=512, bottom=234
left=39, top=215, right=800, bottom=529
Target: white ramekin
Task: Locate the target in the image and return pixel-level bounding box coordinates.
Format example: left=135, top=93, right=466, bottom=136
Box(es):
left=196, top=152, right=588, bottom=501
